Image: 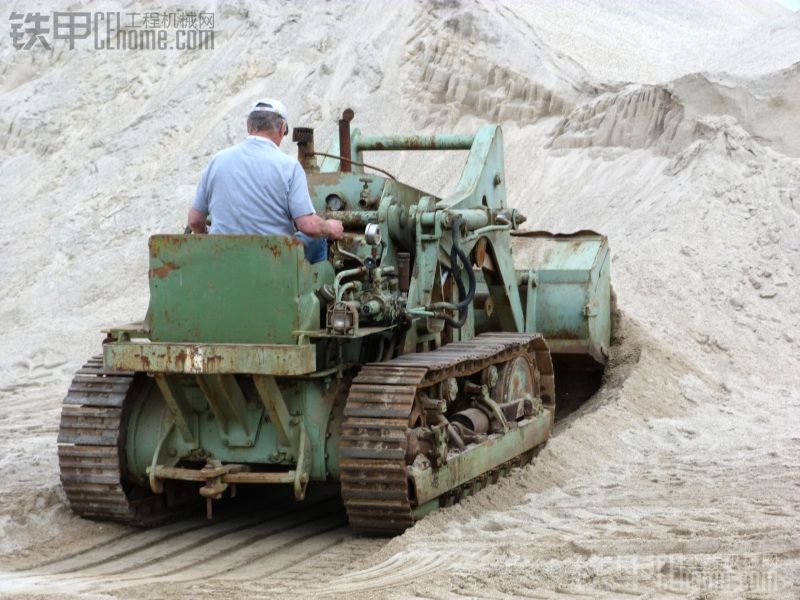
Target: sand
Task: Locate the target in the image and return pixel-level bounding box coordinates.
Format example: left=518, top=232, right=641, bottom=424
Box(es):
left=1, top=0, right=799, bottom=598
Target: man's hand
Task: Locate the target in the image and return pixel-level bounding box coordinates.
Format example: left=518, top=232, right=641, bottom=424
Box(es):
left=188, top=208, right=208, bottom=234
left=324, top=219, right=344, bottom=240
left=296, top=214, right=344, bottom=240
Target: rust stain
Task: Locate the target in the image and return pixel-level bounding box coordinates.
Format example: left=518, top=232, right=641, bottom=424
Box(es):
left=266, top=242, right=281, bottom=258
left=175, top=350, right=187, bottom=371
left=205, top=355, right=223, bottom=371
left=405, top=136, right=425, bottom=150
left=264, top=237, right=302, bottom=258
left=151, top=261, right=179, bottom=279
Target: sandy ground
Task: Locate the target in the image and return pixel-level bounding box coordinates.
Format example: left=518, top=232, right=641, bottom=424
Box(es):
left=1, top=0, right=799, bottom=598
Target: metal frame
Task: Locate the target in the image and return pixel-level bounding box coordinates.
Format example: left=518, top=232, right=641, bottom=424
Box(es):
left=104, top=341, right=316, bottom=375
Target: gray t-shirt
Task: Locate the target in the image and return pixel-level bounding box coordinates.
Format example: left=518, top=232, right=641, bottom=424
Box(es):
left=192, top=136, right=315, bottom=235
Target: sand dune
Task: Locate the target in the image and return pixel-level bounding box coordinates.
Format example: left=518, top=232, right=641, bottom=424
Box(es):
left=1, top=0, right=798, bottom=597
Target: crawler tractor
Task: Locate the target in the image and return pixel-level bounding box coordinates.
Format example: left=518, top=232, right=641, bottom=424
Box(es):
left=58, top=110, right=611, bottom=535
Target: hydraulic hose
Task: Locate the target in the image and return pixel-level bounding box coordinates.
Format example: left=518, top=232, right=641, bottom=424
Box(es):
left=438, top=215, right=476, bottom=328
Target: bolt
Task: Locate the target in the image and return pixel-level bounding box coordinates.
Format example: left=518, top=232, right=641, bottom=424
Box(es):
left=222, top=439, right=229, bottom=447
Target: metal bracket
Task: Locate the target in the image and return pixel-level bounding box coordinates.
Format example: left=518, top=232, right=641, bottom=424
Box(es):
left=252, top=374, right=312, bottom=501
left=252, top=375, right=293, bottom=447
left=196, top=374, right=256, bottom=447
left=153, top=374, right=196, bottom=445
left=147, top=461, right=299, bottom=518
left=148, top=420, right=176, bottom=494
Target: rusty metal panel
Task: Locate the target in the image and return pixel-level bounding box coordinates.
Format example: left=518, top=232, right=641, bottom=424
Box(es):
left=103, top=341, right=316, bottom=375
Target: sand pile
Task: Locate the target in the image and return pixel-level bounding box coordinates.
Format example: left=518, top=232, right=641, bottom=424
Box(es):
left=1, top=0, right=798, bottom=597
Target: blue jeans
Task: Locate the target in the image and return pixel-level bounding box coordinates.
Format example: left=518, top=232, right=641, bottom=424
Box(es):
left=294, top=232, right=328, bottom=264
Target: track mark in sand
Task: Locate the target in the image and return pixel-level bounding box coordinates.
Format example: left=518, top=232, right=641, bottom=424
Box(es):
left=3, top=502, right=352, bottom=596
left=245, top=533, right=388, bottom=594
left=16, top=526, right=147, bottom=572
left=317, top=549, right=474, bottom=596
left=51, top=499, right=334, bottom=579
left=39, top=494, right=310, bottom=575
left=209, top=522, right=349, bottom=582
left=73, top=511, right=347, bottom=593
left=0, top=493, right=351, bottom=593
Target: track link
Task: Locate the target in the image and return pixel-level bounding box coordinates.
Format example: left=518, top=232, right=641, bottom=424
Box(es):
left=57, top=356, right=168, bottom=525
left=340, top=333, right=554, bottom=535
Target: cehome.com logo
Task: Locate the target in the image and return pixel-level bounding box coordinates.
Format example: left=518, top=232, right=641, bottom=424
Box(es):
left=9, top=10, right=215, bottom=51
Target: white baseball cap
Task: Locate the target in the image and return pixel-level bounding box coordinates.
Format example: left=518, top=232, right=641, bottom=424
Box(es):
left=250, top=98, right=288, bottom=122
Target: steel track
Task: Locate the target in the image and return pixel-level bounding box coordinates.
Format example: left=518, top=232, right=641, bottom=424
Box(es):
left=57, top=356, right=172, bottom=526
left=340, top=332, right=554, bottom=535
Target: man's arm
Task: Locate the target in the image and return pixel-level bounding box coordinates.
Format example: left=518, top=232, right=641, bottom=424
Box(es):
left=295, top=214, right=344, bottom=240
left=189, top=160, right=212, bottom=233
left=188, top=208, right=208, bottom=234
left=288, top=163, right=343, bottom=240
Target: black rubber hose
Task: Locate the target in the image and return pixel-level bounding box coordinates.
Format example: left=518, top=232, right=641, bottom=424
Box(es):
left=438, top=216, right=476, bottom=328
left=451, top=216, right=476, bottom=309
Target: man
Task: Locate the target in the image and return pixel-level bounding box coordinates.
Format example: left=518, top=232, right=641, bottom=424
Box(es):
left=188, top=98, right=343, bottom=262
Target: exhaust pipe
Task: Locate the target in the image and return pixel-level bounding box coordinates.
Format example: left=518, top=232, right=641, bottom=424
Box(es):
left=338, top=108, right=354, bottom=172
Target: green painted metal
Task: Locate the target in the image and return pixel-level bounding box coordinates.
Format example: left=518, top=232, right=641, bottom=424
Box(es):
left=153, top=373, right=196, bottom=444
left=146, top=234, right=321, bottom=344
left=196, top=374, right=254, bottom=448
left=123, top=372, right=346, bottom=484
left=514, top=231, right=611, bottom=364
left=252, top=375, right=294, bottom=447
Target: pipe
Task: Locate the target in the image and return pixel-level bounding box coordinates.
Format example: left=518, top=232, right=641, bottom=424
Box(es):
left=292, top=127, right=317, bottom=173
left=357, top=135, right=475, bottom=151
left=420, top=209, right=489, bottom=230
left=336, top=281, right=357, bottom=302
left=334, top=266, right=366, bottom=302
left=324, top=211, right=378, bottom=226
left=334, top=266, right=366, bottom=288
left=338, top=108, right=354, bottom=173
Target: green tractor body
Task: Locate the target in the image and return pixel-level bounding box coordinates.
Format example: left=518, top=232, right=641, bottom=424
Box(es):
left=59, top=114, right=611, bottom=534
